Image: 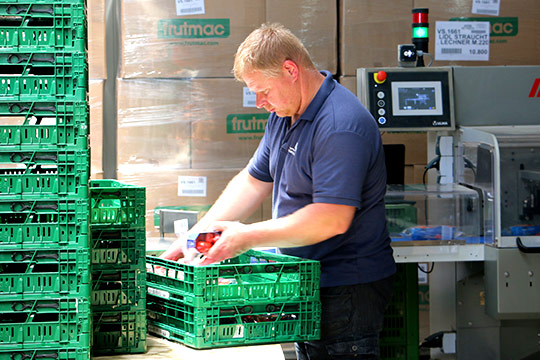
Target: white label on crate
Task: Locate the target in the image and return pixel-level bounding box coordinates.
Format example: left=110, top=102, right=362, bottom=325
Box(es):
left=233, top=325, right=245, bottom=338
left=178, top=176, right=207, bottom=197
left=435, top=21, right=490, bottom=61
left=243, top=87, right=257, bottom=108
left=472, top=0, right=500, bottom=16
left=148, top=287, right=171, bottom=300
left=149, top=324, right=171, bottom=339
left=176, top=0, right=205, bottom=16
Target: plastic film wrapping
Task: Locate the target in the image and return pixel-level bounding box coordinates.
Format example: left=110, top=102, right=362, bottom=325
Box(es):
left=266, top=0, right=338, bottom=74
left=119, top=0, right=265, bottom=78
left=116, top=79, right=193, bottom=171
left=339, top=0, right=540, bottom=75
left=119, top=0, right=338, bottom=78
left=116, top=78, right=268, bottom=171
left=89, top=79, right=104, bottom=178
left=88, top=0, right=107, bottom=79
left=414, top=0, right=540, bottom=66
left=339, top=0, right=412, bottom=75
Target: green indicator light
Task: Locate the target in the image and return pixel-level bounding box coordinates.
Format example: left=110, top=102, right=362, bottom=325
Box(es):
left=413, top=27, right=429, bottom=38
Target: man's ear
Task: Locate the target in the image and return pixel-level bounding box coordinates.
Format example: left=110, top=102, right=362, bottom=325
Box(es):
left=282, top=60, right=299, bottom=80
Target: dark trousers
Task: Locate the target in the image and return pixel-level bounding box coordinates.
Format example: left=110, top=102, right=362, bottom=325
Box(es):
left=295, top=274, right=395, bottom=360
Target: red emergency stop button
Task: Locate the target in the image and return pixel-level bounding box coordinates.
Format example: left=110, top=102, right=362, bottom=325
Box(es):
left=374, top=71, right=387, bottom=84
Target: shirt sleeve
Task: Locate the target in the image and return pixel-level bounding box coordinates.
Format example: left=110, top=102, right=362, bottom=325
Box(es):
left=311, top=130, right=376, bottom=208
left=247, top=130, right=273, bottom=183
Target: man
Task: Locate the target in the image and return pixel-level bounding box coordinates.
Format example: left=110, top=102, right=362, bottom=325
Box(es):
left=161, top=23, right=396, bottom=359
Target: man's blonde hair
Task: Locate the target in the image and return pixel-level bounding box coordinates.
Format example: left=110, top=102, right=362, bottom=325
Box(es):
left=233, top=23, right=316, bottom=81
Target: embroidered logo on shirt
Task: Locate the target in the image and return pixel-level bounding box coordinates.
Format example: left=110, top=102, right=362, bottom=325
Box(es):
left=288, top=142, right=298, bottom=156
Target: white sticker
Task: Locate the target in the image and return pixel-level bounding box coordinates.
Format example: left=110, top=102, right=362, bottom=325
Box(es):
left=176, top=0, right=205, bottom=16
left=472, top=0, right=500, bottom=16
left=435, top=21, right=490, bottom=61
left=233, top=325, right=245, bottom=338
left=418, top=263, right=429, bottom=284
left=149, top=324, right=171, bottom=339
left=148, top=287, right=171, bottom=300
left=174, top=219, right=189, bottom=237
left=243, top=87, right=257, bottom=108
left=178, top=176, right=207, bottom=197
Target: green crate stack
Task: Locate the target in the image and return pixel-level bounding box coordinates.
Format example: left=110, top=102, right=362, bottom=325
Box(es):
left=146, top=250, right=322, bottom=349
left=0, top=1, right=90, bottom=358
left=89, top=179, right=147, bottom=355
left=380, top=263, right=419, bottom=360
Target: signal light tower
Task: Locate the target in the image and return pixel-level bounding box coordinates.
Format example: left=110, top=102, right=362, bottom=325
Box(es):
left=412, top=8, right=429, bottom=67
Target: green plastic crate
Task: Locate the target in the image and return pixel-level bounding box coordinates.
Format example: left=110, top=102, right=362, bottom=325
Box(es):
left=89, top=180, right=146, bottom=228
left=380, top=263, right=419, bottom=360
left=0, top=153, right=90, bottom=199
left=0, top=100, right=89, bottom=151
left=0, top=72, right=87, bottom=102
left=92, top=268, right=146, bottom=312
left=146, top=249, right=320, bottom=307
left=0, top=248, right=90, bottom=298
left=0, top=51, right=86, bottom=71
left=0, top=148, right=90, bottom=167
left=0, top=3, right=86, bottom=52
left=0, top=347, right=90, bottom=360
left=147, top=295, right=320, bottom=349
left=91, top=228, right=146, bottom=269
left=92, top=310, right=147, bottom=355
left=0, top=297, right=90, bottom=348
left=0, top=149, right=90, bottom=198
left=0, top=198, right=89, bottom=249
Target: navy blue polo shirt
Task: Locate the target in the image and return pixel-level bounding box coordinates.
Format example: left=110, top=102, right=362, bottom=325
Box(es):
left=248, top=71, right=395, bottom=287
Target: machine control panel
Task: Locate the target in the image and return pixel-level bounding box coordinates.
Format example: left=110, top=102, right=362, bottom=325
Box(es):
left=357, top=67, right=455, bottom=131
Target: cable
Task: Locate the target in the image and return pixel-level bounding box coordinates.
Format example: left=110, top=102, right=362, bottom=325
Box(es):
left=418, top=262, right=435, bottom=274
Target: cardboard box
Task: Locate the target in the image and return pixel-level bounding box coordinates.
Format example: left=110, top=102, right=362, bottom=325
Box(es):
left=266, top=0, right=338, bottom=74
left=404, top=164, right=427, bottom=184
left=381, top=132, right=428, bottom=165
left=91, top=171, right=104, bottom=180
left=120, top=0, right=339, bottom=78
left=415, top=0, right=540, bottom=66
left=261, top=195, right=273, bottom=221
left=339, top=0, right=540, bottom=76
left=116, top=79, right=192, bottom=170
left=190, top=78, right=268, bottom=169
left=119, top=0, right=265, bottom=78
left=88, top=0, right=107, bottom=79
left=117, top=167, right=264, bottom=238
left=89, top=80, right=104, bottom=176
left=338, top=76, right=357, bottom=96
left=339, top=0, right=413, bottom=76
left=116, top=78, right=267, bottom=170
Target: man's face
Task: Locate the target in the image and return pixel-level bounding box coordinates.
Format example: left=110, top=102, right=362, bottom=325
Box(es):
left=242, top=68, right=300, bottom=118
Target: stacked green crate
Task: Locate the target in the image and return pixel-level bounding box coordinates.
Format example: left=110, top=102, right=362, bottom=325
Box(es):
left=0, top=1, right=90, bottom=358
left=89, top=179, right=147, bottom=355
left=380, top=263, right=419, bottom=360
left=146, top=250, right=321, bottom=349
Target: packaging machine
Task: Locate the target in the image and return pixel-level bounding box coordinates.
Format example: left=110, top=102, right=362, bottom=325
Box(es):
left=357, top=65, right=540, bottom=359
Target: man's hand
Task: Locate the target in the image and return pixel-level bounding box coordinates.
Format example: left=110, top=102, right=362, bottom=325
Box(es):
left=200, top=221, right=250, bottom=265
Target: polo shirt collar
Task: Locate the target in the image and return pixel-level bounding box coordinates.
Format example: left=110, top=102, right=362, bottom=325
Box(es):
left=299, top=70, right=335, bottom=122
